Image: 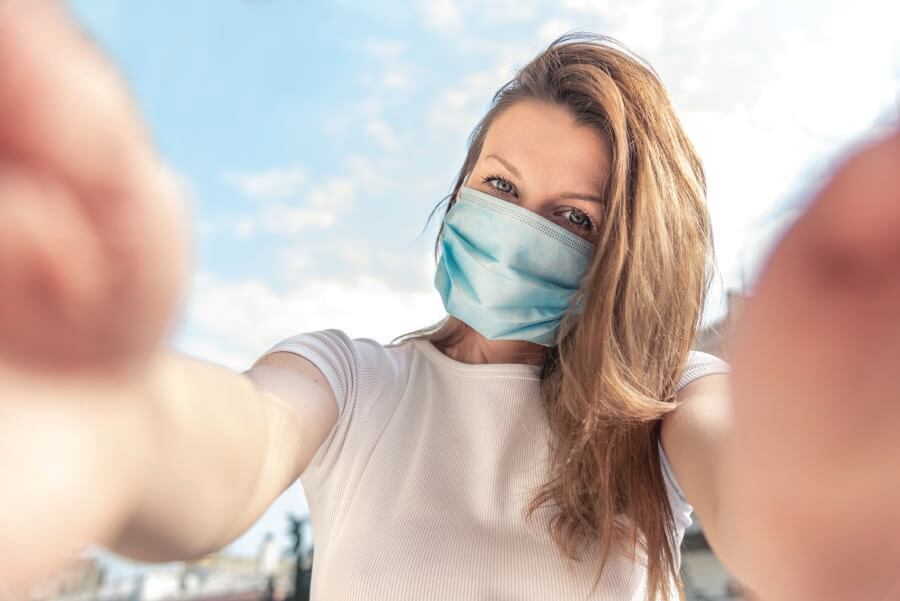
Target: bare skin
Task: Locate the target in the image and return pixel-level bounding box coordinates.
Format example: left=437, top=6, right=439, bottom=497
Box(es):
left=0, top=2, right=190, bottom=593
left=1, top=3, right=898, bottom=601
left=720, top=131, right=900, bottom=600
left=0, top=2, right=188, bottom=378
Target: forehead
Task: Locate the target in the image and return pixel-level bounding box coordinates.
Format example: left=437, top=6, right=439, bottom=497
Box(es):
left=480, top=99, right=610, bottom=192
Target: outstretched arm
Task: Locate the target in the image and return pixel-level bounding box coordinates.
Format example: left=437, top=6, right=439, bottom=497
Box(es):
left=0, top=2, right=338, bottom=590
left=661, top=130, right=900, bottom=601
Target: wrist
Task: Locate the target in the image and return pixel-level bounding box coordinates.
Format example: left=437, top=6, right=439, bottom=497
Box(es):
left=0, top=361, right=158, bottom=588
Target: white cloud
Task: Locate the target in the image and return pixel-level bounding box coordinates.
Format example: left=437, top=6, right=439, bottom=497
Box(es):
left=363, top=39, right=408, bottom=60
left=259, top=205, right=337, bottom=233
left=698, top=0, right=761, bottom=40
left=426, top=69, right=507, bottom=136
left=357, top=37, right=421, bottom=99
left=306, top=177, right=355, bottom=212
left=220, top=174, right=355, bottom=236
left=232, top=216, right=257, bottom=239
left=276, top=247, right=313, bottom=280
left=421, top=0, right=463, bottom=31
left=537, top=18, right=577, bottom=45
left=561, top=0, right=609, bottom=15
left=179, top=271, right=446, bottom=371
left=223, top=165, right=308, bottom=200
left=602, top=0, right=664, bottom=55
left=382, top=68, right=411, bottom=90
left=747, top=4, right=898, bottom=143
left=680, top=109, right=819, bottom=283
left=344, top=153, right=390, bottom=192
left=480, top=0, right=540, bottom=21
left=358, top=61, right=416, bottom=96
left=365, top=117, right=401, bottom=151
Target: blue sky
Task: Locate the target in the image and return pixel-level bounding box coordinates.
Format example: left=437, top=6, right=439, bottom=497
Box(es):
left=66, top=0, right=898, bottom=581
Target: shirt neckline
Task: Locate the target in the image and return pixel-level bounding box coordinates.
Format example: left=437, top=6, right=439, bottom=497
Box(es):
left=412, top=338, right=543, bottom=379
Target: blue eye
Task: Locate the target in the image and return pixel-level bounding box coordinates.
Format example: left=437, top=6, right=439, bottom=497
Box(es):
left=482, top=174, right=516, bottom=196
left=479, top=174, right=596, bottom=236
left=558, top=208, right=595, bottom=232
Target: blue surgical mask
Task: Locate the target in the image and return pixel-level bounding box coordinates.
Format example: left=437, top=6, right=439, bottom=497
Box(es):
left=433, top=186, right=595, bottom=346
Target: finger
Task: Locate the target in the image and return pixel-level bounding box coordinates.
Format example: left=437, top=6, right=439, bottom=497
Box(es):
left=0, top=2, right=191, bottom=374
left=791, top=128, right=900, bottom=282
left=0, top=163, right=107, bottom=371
left=0, top=1, right=155, bottom=197
left=728, top=128, right=900, bottom=598
left=0, top=160, right=190, bottom=377
left=730, top=129, right=900, bottom=454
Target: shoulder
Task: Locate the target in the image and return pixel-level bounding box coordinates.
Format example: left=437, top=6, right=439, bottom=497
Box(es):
left=253, top=330, right=416, bottom=480
left=675, top=350, right=731, bottom=392
left=260, top=329, right=411, bottom=415
left=662, top=351, right=732, bottom=471
left=662, top=351, right=731, bottom=466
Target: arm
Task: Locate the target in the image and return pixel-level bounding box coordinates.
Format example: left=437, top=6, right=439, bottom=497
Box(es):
left=662, top=374, right=900, bottom=601
left=663, top=132, right=900, bottom=601
left=108, top=349, right=338, bottom=561
left=0, top=346, right=337, bottom=589
left=659, top=375, right=738, bottom=577
left=0, top=2, right=336, bottom=588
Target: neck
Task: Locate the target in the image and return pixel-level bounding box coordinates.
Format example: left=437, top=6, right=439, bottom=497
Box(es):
left=439, top=324, right=547, bottom=366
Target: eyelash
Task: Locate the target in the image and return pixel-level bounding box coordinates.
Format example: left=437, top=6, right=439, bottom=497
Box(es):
left=480, top=174, right=596, bottom=232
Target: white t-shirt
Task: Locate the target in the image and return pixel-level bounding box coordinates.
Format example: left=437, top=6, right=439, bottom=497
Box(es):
left=263, top=329, right=730, bottom=600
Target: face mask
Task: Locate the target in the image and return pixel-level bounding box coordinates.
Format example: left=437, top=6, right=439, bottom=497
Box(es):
left=433, top=186, right=595, bottom=347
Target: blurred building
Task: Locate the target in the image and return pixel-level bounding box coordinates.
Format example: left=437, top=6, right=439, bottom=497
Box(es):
left=28, top=535, right=296, bottom=601
left=28, top=557, right=105, bottom=601
left=682, top=516, right=759, bottom=600
left=179, top=547, right=295, bottom=601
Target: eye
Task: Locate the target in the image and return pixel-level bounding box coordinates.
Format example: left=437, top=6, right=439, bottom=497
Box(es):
left=557, top=207, right=595, bottom=232
left=478, top=174, right=596, bottom=236
left=482, top=174, right=517, bottom=197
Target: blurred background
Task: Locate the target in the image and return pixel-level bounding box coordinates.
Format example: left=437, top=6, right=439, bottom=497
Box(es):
left=28, top=0, right=899, bottom=600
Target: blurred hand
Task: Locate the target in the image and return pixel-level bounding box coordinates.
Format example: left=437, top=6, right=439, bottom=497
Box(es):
left=0, top=2, right=191, bottom=590
left=725, top=128, right=900, bottom=601
left=0, top=0, right=189, bottom=381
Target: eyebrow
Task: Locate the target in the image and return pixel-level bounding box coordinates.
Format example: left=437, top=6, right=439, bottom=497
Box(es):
left=484, top=153, right=606, bottom=204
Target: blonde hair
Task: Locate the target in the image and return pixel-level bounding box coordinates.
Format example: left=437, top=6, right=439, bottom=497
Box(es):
left=403, top=34, right=713, bottom=601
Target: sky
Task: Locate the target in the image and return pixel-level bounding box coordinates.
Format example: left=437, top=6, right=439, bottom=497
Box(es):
left=65, top=0, right=899, bottom=582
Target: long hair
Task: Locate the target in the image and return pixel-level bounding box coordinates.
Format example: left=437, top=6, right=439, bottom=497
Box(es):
left=401, top=33, right=713, bottom=601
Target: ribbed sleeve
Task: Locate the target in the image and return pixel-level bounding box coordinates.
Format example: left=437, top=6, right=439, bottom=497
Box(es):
left=675, top=350, right=730, bottom=392
left=261, top=329, right=395, bottom=478
left=263, top=329, right=360, bottom=414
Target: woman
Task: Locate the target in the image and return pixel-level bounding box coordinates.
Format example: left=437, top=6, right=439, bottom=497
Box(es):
left=252, top=39, right=730, bottom=599
left=2, top=4, right=899, bottom=601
